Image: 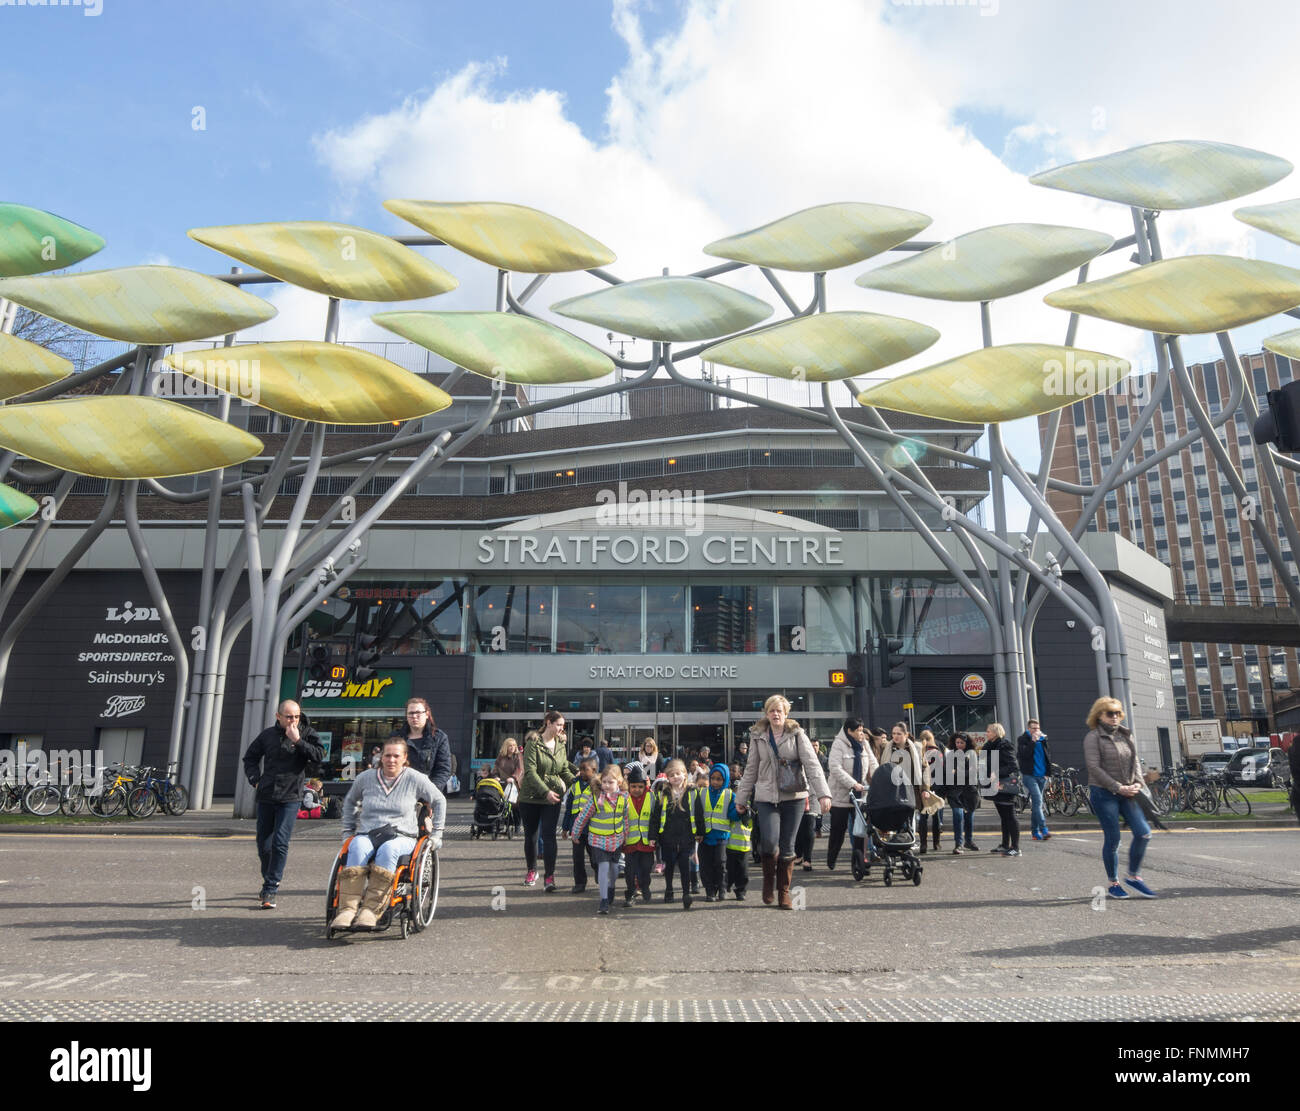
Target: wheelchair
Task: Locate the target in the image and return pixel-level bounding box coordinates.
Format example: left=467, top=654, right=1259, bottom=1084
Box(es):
left=325, top=806, right=440, bottom=940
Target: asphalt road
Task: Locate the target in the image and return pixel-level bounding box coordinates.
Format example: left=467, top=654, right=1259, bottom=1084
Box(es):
left=1, top=810, right=1297, bottom=1021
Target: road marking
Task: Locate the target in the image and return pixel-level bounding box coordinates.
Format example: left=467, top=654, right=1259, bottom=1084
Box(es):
left=1061, top=837, right=1092, bottom=842
left=1189, top=854, right=1244, bottom=864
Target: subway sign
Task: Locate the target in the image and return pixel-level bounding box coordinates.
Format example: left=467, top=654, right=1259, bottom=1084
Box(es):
left=281, top=669, right=412, bottom=709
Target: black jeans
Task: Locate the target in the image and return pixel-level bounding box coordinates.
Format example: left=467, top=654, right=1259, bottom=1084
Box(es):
left=255, top=800, right=299, bottom=894
left=994, top=799, right=1020, bottom=850
left=571, top=840, right=595, bottom=887
left=520, top=801, right=561, bottom=875
left=661, top=844, right=694, bottom=896
left=698, top=842, right=726, bottom=896
left=918, top=810, right=943, bottom=845
left=795, top=810, right=815, bottom=862
left=826, top=805, right=856, bottom=869
left=624, top=850, right=653, bottom=896
left=725, top=850, right=749, bottom=894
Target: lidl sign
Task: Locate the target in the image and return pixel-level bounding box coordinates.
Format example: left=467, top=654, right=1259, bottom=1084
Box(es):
left=281, top=669, right=411, bottom=710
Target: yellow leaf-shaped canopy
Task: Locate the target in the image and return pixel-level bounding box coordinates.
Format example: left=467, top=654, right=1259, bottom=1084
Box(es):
left=1261, top=327, right=1300, bottom=360
left=0, top=333, right=72, bottom=401
left=188, top=221, right=458, bottom=301
left=0, top=396, right=263, bottom=479
left=1029, top=140, right=1292, bottom=211
left=1234, top=199, right=1300, bottom=248
left=0, top=266, right=276, bottom=344
left=703, top=203, right=931, bottom=273
left=372, top=312, right=613, bottom=384
left=0, top=203, right=105, bottom=278
left=384, top=200, right=615, bottom=273
left=551, top=277, right=772, bottom=342
left=856, top=224, right=1113, bottom=302
left=0, top=483, right=38, bottom=530
left=1043, top=256, right=1300, bottom=335
left=856, top=344, right=1132, bottom=423
left=700, top=311, right=939, bottom=382
left=160, top=342, right=452, bottom=425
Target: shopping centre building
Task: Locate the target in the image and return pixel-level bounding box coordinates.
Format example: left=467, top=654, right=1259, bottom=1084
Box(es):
left=0, top=354, right=1178, bottom=791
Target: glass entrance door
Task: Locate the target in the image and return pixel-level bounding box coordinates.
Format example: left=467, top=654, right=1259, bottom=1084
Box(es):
left=601, top=716, right=657, bottom=766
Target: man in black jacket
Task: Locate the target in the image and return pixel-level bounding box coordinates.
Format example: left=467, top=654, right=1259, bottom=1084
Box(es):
left=1016, top=719, right=1053, bottom=842
left=403, top=705, right=452, bottom=794
left=243, top=700, right=324, bottom=908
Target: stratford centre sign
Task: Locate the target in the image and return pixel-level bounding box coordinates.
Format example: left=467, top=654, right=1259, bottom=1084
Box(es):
left=475, top=533, right=844, bottom=568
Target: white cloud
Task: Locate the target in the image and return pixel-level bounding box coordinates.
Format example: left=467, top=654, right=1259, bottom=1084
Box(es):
left=301, top=0, right=1299, bottom=527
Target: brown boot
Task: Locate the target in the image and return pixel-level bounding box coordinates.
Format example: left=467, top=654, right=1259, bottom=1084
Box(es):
left=761, top=854, right=777, bottom=905
left=330, top=865, right=368, bottom=930
left=352, top=866, right=396, bottom=930
left=777, top=856, right=795, bottom=910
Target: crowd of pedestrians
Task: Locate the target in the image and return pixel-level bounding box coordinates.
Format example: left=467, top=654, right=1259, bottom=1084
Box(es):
left=242, top=693, right=1164, bottom=913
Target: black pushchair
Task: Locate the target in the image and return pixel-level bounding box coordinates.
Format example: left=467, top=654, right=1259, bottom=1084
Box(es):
left=850, top=762, right=923, bottom=887
left=470, top=776, right=515, bottom=840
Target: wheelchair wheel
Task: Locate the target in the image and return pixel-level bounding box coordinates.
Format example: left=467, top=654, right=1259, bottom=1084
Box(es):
left=324, top=852, right=343, bottom=940
left=400, top=915, right=409, bottom=940
left=412, top=846, right=439, bottom=931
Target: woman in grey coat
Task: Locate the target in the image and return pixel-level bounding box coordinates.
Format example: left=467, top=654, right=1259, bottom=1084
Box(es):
left=332, top=737, right=445, bottom=930
left=734, top=694, right=831, bottom=909
left=1083, top=696, right=1156, bottom=900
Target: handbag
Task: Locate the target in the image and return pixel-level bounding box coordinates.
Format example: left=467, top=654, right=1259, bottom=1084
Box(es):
left=363, top=823, right=402, bottom=848
left=768, top=730, right=808, bottom=794
left=994, top=770, right=1021, bottom=800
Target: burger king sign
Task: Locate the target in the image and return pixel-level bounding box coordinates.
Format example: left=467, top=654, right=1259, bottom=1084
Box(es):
left=960, top=673, right=988, bottom=700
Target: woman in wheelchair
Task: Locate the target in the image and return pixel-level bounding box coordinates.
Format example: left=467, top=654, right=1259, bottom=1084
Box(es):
left=333, top=737, right=446, bottom=930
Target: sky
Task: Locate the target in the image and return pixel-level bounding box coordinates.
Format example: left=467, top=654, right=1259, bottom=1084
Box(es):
left=5, top=0, right=1300, bottom=529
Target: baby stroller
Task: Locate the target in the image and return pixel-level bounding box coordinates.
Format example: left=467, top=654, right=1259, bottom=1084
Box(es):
left=470, top=776, right=515, bottom=840
left=850, top=762, right=922, bottom=887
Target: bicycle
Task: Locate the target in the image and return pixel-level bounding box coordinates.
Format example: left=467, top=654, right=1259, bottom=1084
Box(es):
left=20, top=776, right=63, bottom=817
left=1206, top=772, right=1251, bottom=816
left=126, top=763, right=189, bottom=818
left=88, top=764, right=136, bottom=817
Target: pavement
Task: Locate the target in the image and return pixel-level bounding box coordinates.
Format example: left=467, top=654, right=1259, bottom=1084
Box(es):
left=1, top=798, right=1298, bottom=1022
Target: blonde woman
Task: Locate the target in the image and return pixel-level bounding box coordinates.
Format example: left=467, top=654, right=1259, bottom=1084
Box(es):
left=495, top=736, right=524, bottom=832
left=1083, top=697, right=1155, bottom=899
left=734, top=694, right=832, bottom=909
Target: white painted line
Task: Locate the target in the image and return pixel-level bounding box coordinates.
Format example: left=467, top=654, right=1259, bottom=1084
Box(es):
left=1188, top=854, right=1244, bottom=864
left=1061, top=837, right=1092, bottom=842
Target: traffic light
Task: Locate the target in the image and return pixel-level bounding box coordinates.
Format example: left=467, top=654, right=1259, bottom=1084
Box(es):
left=308, top=644, right=331, bottom=682
left=1253, top=380, right=1300, bottom=452
left=352, top=633, right=382, bottom=682
left=879, top=635, right=906, bottom=687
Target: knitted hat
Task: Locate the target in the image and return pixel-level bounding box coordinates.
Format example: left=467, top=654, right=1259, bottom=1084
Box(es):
left=626, top=764, right=647, bottom=784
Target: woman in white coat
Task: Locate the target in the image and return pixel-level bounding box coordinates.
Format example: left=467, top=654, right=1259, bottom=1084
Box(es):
left=826, top=717, right=878, bottom=871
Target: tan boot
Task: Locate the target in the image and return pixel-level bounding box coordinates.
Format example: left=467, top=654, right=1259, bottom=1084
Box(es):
left=761, top=854, right=777, bottom=906
left=777, top=856, right=795, bottom=910
left=352, top=866, right=396, bottom=930
left=330, top=866, right=368, bottom=930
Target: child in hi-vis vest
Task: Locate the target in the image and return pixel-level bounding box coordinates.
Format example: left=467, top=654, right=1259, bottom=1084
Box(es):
left=697, top=763, right=733, bottom=900
left=725, top=789, right=754, bottom=899
left=571, top=764, right=629, bottom=916
left=622, top=764, right=656, bottom=906
left=656, top=759, right=704, bottom=910
left=562, top=756, right=598, bottom=894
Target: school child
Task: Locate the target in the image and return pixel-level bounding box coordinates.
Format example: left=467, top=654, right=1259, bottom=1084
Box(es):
left=562, top=756, right=598, bottom=894
left=656, top=759, right=704, bottom=911
left=691, top=768, right=709, bottom=893
left=652, top=774, right=668, bottom=875
left=571, top=764, right=629, bottom=916
left=697, top=763, right=733, bottom=901
left=725, top=790, right=754, bottom=899
left=622, top=765, right=656, bottom=906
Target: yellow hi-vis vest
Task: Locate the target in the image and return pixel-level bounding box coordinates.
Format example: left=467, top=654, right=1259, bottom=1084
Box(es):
left=728, top=811, right=753, bottom=852
left=586, top=794, right=628, bottom=838
left=569, top=780, right=592, bottom=816
left=659, top=788, right=698, bottom=836
left=700, top=787, right=733, bottom=835
left=626, top=794, right=654, bottom=845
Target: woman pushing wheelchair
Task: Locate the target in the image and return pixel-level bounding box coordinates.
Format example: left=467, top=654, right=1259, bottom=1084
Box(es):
left=332, top=737, right=445, bottom=931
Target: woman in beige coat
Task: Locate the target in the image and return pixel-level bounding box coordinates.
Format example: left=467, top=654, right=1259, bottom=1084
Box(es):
left=734, top=694, right=832, bottom=909
left=826, top=717, right=878, bottom=871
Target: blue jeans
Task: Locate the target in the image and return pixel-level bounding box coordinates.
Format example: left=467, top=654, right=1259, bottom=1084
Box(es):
left=1024, top=774, right=1047, bottom=836
left=255, top=800, right=299, bottom=894
left=346, top=833, right=417, bottom=871
left=949, top=806, right=974, bottom=844
left=1089, top=786, right=1150, bottom=881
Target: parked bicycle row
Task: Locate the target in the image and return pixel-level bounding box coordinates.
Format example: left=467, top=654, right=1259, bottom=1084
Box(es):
left=0, top=762, right=190, bottom=818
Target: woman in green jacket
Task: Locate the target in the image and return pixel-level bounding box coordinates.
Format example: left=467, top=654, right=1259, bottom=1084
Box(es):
left=519, top=710, right=576, bottom=892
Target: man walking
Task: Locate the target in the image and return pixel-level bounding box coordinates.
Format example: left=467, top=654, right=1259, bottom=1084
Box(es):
left=243, top=699, right=324, bottom=908
left=1017, top=718, right=1053, bottom=842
